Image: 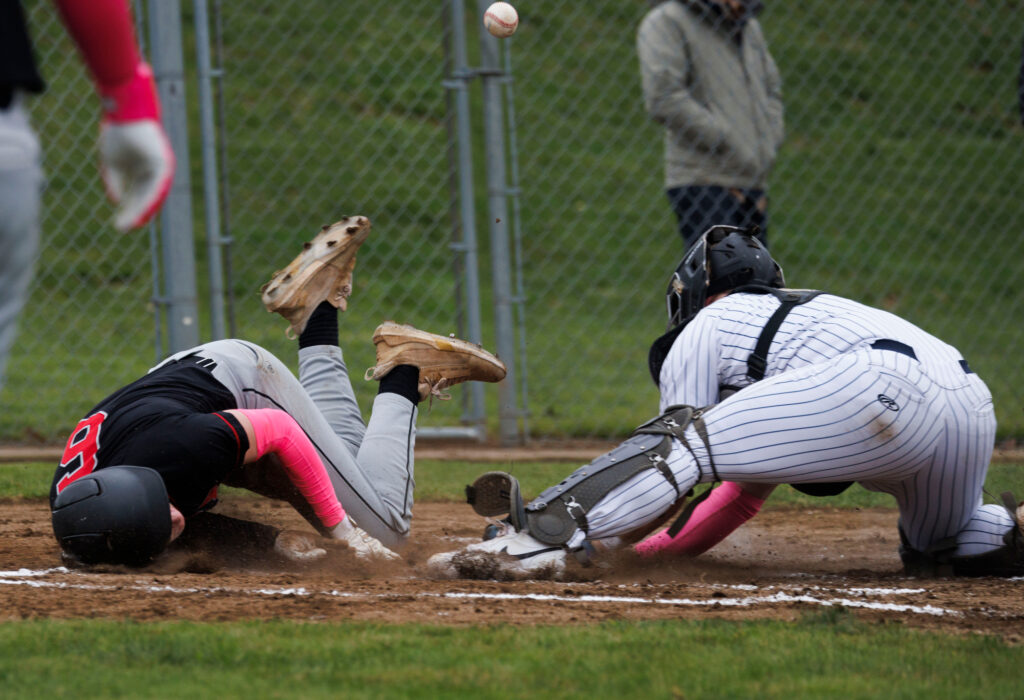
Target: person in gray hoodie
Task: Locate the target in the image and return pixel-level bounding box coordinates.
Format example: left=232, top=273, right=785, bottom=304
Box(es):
left=638, top=0, right=783, bottom=249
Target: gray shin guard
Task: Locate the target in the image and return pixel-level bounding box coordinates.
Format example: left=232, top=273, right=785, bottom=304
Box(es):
left=525, top=405, right=705, bottom=546
left=464, top=406, right=711, bottom=548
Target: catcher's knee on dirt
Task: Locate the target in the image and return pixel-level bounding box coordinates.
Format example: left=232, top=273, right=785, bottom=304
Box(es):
left=466, top=406, right=712, bottom=548
left=900, top=493, right=1024, bottom=578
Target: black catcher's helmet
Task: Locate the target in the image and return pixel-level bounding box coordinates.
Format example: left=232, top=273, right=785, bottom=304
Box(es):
left=665, top=225, right=784, bottom=328
left=51, top=466, right=172, bottom=566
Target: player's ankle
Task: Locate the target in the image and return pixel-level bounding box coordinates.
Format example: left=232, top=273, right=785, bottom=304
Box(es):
left=377, top=364, right=421, bottom=405
left=298, top=302, right=339, bottom=349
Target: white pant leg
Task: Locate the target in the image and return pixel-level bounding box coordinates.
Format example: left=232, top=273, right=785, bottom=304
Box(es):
left=0, top=99, right=42, bottom=391
left=706, top=351, right=944, bottom=486
left=158, top=339, right=417, bottom=550
left=574, top=440, right=699, bottom=545
left=704, top=351, right=1005, bottom=554
left=953, top=502, right=1014, bottom=556
left=582, top=350, right=998, bottom=554
left=863, top=372, right=1000, bottom=555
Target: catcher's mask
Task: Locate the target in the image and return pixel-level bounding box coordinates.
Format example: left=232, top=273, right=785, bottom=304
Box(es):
left=51, top=465, right=172, bottom=566
left=665, top=224, right=784, bottom=329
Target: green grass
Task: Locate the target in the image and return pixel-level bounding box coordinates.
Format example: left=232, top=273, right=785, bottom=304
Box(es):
left=10, top=460, right=1024, bottom=510
left=0, top=617, right=1021, bottom=699
left=4, top=1, right=1022, bottom=443
left=6, top=5, right=1023, bottom=695
left=7, top=462, right=1024, bottom=697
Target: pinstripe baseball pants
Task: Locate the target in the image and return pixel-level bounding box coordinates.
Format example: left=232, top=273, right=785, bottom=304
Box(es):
left=579, top=348, right=1010, bottom=557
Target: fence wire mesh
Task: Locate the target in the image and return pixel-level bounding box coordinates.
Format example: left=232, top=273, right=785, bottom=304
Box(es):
left=4, top=1, right=1022, bottom=445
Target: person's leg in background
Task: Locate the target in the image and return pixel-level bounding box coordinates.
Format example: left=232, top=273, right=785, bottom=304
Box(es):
left=666, top=185, right=768, bottom=250
left=0, top=96, right=43, bottom=392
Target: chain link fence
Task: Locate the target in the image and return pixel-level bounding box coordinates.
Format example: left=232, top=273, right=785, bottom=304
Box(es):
left=4, top=0, right=1022, bottom=446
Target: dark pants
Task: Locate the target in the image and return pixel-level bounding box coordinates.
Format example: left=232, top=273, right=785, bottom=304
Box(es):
left=667, top=185, right=768, bottom=250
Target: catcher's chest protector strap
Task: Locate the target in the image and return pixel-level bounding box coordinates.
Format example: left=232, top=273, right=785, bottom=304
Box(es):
left=525, top=405, right=705, bottom=546
left=738, top=287, right=824, bottom=381
left=734, top=287, right=855, bottom=499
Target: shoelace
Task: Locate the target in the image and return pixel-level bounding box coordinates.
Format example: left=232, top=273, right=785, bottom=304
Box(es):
left=422, top=379, right=454, bottom=402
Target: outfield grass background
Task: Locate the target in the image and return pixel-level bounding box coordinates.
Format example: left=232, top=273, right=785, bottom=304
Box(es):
left=2, top=1, right=1022, bottom=444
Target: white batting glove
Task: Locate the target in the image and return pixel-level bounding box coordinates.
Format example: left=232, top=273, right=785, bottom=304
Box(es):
left=273, top=530, right=328, bottom=563
left=97, top=62, right=175, bottom=232
left=329, top=517, right=401, bottom=561
left=100, top=121, right=174, bottom=231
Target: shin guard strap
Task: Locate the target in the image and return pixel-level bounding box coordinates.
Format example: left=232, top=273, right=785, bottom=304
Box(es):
left=526, top=433, right=670, bottom=545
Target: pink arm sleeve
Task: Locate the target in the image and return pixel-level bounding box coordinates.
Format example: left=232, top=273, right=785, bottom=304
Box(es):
left=634, top=481, right=765, bottom=558
left=234, top=408, right=346, bottom=530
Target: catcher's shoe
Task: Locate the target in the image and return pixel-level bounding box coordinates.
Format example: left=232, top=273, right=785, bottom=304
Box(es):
left=426, top=525, right=567, bottom=580
left=260, top=215, right=371, bottom=336
left=364, top=322, right=506, bottom=401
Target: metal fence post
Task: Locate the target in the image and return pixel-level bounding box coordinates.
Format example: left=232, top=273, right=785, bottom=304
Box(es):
left=193, top=0, right=228, bottom=340
left=442, top=0, right=486, bottom=438
left=501, top=41, right=530, bottom=442
left=148, top=0, right=200, bottom=352
left=476, top=0, right=521, bottom=445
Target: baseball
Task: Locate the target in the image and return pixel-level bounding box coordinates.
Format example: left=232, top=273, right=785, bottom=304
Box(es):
left=484, top=2, right=518, bottom=38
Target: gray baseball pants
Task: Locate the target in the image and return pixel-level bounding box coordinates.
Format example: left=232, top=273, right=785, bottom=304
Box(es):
left=0, top=97, right=43, bottom=392
left=153, top=339, right=417, bottom=551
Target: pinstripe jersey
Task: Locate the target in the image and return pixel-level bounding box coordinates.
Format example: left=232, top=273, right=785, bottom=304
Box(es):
left=659, top=291, right=971, bottom=410
left=574, top=289, right=1010, bottom=562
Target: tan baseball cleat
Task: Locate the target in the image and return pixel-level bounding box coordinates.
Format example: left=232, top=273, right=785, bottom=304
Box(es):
left=365, top=322, right=507, bottom=401
left=260, top=216, right=372, bottom=336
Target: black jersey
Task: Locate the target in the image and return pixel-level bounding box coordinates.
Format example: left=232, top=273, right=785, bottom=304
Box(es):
left=1, top=1, right=46, bottom=103
left=51, top=356, right=249, bottom=516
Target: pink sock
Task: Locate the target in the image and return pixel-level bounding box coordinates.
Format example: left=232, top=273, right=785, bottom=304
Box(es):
left=634, top=481, right=765, bottom=558
left=235, top=408, right=345, bottom=529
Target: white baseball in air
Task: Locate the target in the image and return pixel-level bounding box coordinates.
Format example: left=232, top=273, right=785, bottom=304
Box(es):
left=484, top=2, right=518, bottom=38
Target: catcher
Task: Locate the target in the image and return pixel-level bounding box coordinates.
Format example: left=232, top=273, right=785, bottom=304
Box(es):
left=430, top=226, right=1022, bottom=579
left=50, top=216, right=506, bottom=566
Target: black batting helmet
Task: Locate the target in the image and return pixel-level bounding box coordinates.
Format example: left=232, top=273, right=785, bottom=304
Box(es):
left=665, top=225, right=784, bottom=328
left=51, top=465, right=172, bottom=566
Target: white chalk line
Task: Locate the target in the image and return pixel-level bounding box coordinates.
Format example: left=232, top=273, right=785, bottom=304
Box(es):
left=0, top=568, right=964, bottom=617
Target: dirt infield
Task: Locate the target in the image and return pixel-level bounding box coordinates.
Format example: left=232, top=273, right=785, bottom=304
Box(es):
left=2, top=497, right=1022, bottom=640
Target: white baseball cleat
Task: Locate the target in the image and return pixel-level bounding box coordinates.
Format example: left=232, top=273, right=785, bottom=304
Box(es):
left=426, top=526, right=567, bottom=580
